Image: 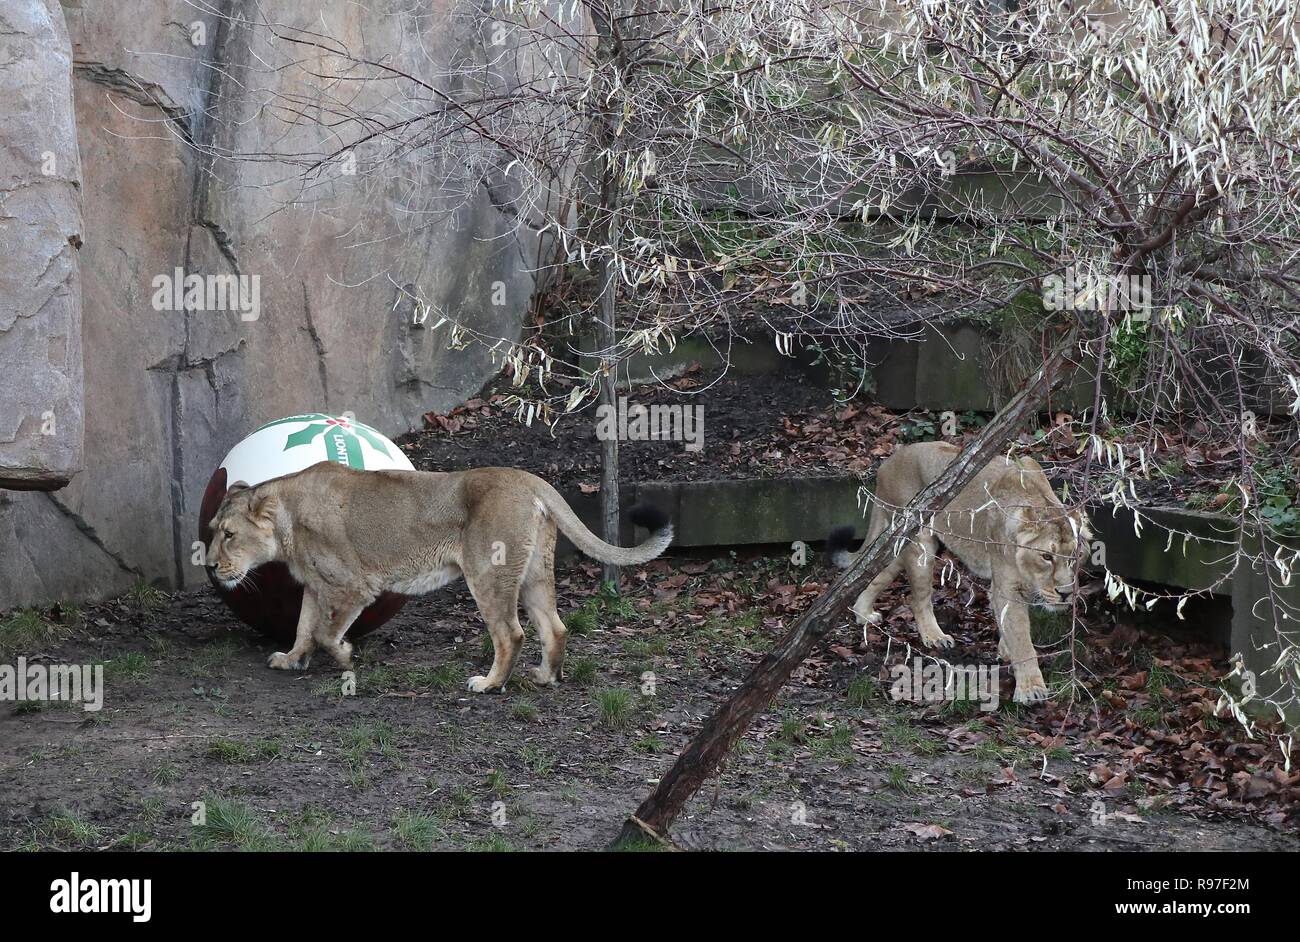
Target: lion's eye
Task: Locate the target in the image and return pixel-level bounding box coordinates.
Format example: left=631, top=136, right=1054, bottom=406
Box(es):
left=223, top=529, right=235, bottom=541
left=1040, top=552, right=1053, bottom=563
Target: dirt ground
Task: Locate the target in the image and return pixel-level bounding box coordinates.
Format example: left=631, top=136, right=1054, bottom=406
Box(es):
left=401, top=370, right=855, bottom=484
left=2, top=553, right=1295, bottom=852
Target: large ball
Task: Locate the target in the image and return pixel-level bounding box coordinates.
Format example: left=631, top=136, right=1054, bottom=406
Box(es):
left=199, top=413, right=414, bottom=644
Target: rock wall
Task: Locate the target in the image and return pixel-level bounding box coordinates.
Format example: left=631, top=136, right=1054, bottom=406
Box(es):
left=0, top=0, right=550, bottom=608
left=0, top=0, right=84, bottom=491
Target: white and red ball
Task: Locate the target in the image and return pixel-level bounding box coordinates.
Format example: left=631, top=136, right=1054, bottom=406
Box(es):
left=199, top=413, right=415, bottom=643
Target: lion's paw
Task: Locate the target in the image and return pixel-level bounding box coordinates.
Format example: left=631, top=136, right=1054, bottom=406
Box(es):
left=466, top=675, right=499, bottom=694
left=268, top=651, right=310, bottom=671
left=853, top=608, right=882, bottom=627
left=920, top=630, right=955, bottom=650
left=1013, top=678, right=1050, bottom=704
left=530, top=667, right=559, bottom=686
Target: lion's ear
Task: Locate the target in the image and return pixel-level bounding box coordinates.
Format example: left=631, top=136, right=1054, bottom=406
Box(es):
left=250, top=492, right=279, bottom=524
left=226, top=480, right=250, bottom=497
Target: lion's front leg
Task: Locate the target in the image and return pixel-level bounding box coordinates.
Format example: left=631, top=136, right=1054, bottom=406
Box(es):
left=989, top=587, right=1048, bottom=704
left=904, top=539, right=954, bottom=649
left=269, top=588, right=319, bottom=670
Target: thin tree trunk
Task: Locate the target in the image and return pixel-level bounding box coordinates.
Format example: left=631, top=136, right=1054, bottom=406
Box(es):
left=596, top=229, right=620, bottom=586
left=611, top=329, right=1079, bottom=848
left=588, top=0, right=622, bottom=587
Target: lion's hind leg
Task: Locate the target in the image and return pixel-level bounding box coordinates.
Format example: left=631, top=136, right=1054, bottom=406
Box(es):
left=311, top=592, right=368, bottom=669
left=852, top=559, right=903, bottom=628
left=521, top=522, right=567, bottom=686
left=464, top=569, right=526, bottom=694
left=460, top=498, right=536, bottom=694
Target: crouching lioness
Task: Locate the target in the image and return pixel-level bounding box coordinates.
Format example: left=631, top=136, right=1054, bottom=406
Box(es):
left=829, top=441, right=1090, bottom=704
left=206, top=462, right=672, bottom=692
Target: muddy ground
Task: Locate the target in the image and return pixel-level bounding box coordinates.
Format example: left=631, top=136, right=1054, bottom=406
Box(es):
left=2, top=552, right=1295, bottom=852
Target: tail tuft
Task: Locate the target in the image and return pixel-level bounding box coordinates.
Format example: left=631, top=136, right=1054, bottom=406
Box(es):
left=628, top=503, right=671, bottom=533
left=826, top=525, right=858, bottom=569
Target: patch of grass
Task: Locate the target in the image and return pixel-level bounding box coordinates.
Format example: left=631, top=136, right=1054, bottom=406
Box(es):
left=846, top=674, right=876, bottom=708
left=972, top=739, right=1033, bottom=765
left=294, top=825, right=374, bottom=852
left=358, top=665, right=394, bottom=696
left=810, top=724, right=854, bottom=766
left=145, top=633, right=174, bottom=658
left=778, top=714, right=808, bottom=745
left=510, top=697, right=539, bottom=723
left=0, top=609, right=60, bottom=657
left=124, top=579, right=167, bottom=613
left=520, top=744, right=557, bottom=776
left=341, top=720, right=399, bottom=788
left=880, top=713, right=937, bottom=756
left=205, top=736, right=284, bottom=764
left=564, top=602, right=600, bottom=636
left=633, top=733, right=664, bottom=754
left=47, top=810, right=102, bottom=847
left=486, top=769, right=510, bottom=796
left=450, top=786, right=475, bottom=810
left=361, top=664, right=461, bottom=695
left=1132, top=705, right=1166, bottom=729
left=622, top=636, right=669, bottom=659
left=425, top=664, right=461, bottom=692
left=612, top=836, right=667, bottom=852
left=1146, top=664, right=1179, bottom=698
left=193, top=795, right=277, bottom=851
left=152, top=762, right=181, bottom=786
left=133, top=798, right=163, bottom=827
left=938, top=695, right=982, bottom=721
left=103, top=651, right=150, bottom=684
left=391, top=810, right=447, bottom=851
left=594, top=687, right=635, bottom=729
left=568, top=656, right=598, bottom=686
left=190, top=636, right=241, bottom=680
left=470, top=832, right=515, bottom=852
left=597, top=581, right=637, bottom=620
left=884, top=764, right=912, bottom=792
left=954, top=760, right=995, bottom=785
left=115, top=830, right=153, bottom=850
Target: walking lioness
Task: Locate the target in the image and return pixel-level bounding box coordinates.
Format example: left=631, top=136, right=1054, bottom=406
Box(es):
left=829, top=441, right=1090, bottom=704
left=205, top=462, right=672, bottom=692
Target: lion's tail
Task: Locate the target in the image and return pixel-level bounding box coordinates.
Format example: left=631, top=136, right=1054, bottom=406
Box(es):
left=826, top=525, right=858, bottom=570
left=533, top=481, right=673, bottom=566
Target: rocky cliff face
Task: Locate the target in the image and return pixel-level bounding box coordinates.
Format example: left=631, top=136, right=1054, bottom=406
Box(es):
left=0, top=0, right=84, bottom=492
left=0, top=0, right=545, bottom=607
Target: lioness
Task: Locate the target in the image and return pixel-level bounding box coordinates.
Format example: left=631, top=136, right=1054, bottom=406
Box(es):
left=828, top=441, right=1089, bottom=704
left=205, top=462, right=672, bottom=692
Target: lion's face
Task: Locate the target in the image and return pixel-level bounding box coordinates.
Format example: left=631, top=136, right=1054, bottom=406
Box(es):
left=1011, top=509, right=1091, bottom=610
left=206, top=484, right=281, bottom=589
